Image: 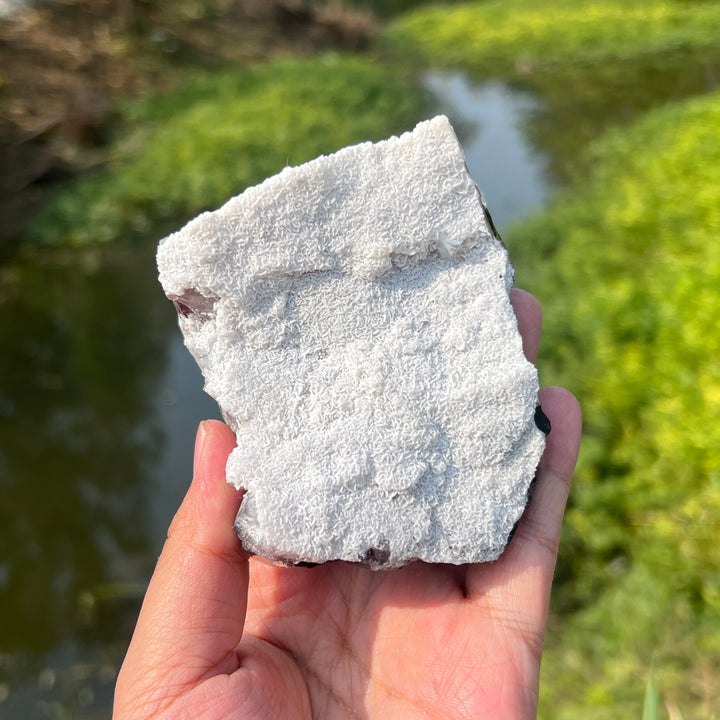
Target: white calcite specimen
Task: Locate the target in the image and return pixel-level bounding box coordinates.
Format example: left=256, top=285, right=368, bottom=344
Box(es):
left=157, top=116, right=547, bottom=568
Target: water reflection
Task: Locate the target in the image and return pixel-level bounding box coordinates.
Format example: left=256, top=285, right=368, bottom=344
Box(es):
left=0, top=243, right=218, bottom=718
left=505, top=48, right=720, bottom=184
left=425, top=70, right=552, bottom=231
left=146, top=333, right=222, bottom=551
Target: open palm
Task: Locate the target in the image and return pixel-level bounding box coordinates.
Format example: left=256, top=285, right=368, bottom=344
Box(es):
left=114, top=290, right=581, bottom=720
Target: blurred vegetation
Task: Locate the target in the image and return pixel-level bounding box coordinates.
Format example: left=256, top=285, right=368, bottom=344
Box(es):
left=25, top=56, right=426, bottom=246
left=384, top=0, right=720, bottom=70
left=386, top=1, right=720, bottom=717
left=384, top=0, right=720, bottom=181
left=4, top=0, right=720, bottom=718
left=308, top=0, right=467, bottom=16
left=508, top=86, right=720, bottom=720
left=0, top=0, right=380, bottom=256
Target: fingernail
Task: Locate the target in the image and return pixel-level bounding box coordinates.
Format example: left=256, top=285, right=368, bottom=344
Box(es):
left=194, top=421, right=208, bottom=476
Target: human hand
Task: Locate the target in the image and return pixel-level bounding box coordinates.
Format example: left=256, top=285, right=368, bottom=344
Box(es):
left=114, top=289, right=581, bottom=720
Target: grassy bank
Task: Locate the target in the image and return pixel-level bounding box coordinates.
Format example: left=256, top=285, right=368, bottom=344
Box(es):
left=383, top=2, right=720, bottom=715
left=26, top=55, right=426, bottom=246
left=508, top=90, right=720, bottom=719
left=384, top=0, right=720, bottom=181
left=385, top=0, right=720, bottom=73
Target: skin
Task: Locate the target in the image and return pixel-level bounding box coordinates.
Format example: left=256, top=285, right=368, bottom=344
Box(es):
left=114, top=289, right=582, bottom=720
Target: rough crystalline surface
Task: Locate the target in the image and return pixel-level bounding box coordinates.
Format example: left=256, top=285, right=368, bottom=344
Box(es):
left=157, top=115, right=547, bottom=568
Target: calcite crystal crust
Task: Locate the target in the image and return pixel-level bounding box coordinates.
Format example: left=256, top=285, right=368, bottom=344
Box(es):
left=157, top=116, right=547, bottom=568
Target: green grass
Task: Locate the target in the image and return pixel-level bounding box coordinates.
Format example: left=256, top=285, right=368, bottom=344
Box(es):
left=383, top=0, right=720, bottom=181
left=506, top=89, right=720, bottom=720
left=642, top=665, right=661, bottom=720
left=27, top=55, right=426, bottom=246
left=384, top=4, right=720, bottom=708
left=385, top=0, right=720, bottom=73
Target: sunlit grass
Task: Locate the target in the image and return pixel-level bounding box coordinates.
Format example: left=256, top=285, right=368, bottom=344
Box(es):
left=383, top=0, right=720, bottom=182
left=508, top=89, right=720, bottom=720
left=384, top=0, right=720, bottom=72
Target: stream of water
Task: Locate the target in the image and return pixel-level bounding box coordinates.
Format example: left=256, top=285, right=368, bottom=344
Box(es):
left=424, top=71, right=551, bottom=231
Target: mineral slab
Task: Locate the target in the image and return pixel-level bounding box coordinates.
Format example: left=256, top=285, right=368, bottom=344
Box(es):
left=157, top=115, right=547, bottom=569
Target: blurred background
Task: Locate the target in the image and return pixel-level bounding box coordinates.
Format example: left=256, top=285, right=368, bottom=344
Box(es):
left=1, top=1, right=719, bottom=718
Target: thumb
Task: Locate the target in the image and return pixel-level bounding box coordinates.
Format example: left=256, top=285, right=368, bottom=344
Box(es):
left=116, top=420, right=247, bottom=706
